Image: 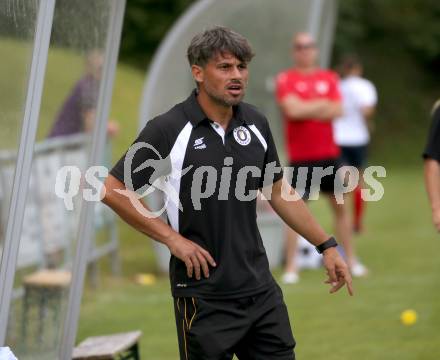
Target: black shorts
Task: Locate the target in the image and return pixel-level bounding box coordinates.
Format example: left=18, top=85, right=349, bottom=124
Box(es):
left=173, top=284, right=295, bottom=360
left=288, top=158, right=344, bottom=200
left=340, top=145, right=368, bottom=169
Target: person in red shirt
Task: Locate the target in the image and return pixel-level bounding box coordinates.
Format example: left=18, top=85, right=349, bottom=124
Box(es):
left=276, top=32, right=365, bottom=283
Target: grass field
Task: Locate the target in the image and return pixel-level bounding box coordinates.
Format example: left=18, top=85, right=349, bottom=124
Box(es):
left=77, top=164, right=440, bottom=359
left=71, top=45, right=440, bottom=359
left=2, top=37, right=439, bottom=359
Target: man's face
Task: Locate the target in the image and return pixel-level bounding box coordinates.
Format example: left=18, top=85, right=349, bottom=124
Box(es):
left=292, top=33, right=318, bottom=68
left=192, top=52, right=249, bottom=107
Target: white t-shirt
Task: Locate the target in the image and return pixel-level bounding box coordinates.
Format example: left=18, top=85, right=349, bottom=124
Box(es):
left=334, top=76, right=378, bottom=146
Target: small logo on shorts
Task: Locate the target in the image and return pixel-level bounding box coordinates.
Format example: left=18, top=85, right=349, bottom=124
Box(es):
left=176, top=283, right=187, bottom=288
left=233, top=126, right=251, bottom=146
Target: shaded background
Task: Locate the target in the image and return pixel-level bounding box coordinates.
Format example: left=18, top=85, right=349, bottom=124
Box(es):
left=80, top=1, right=440, bottom=359
left=2, top=0, right=437, bottom=164
left=119, top=0, right=440, bottom=166
left=1, top=1, right=439, bottom=359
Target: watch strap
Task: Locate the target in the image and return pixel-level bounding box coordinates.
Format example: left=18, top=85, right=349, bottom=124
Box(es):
left=316, top=236, right=338, bottom=254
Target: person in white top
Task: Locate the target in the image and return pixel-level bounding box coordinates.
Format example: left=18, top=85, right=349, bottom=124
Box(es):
left=334, top=54, right=378, bottom=276
left=334, top=55, right=377, bottom=148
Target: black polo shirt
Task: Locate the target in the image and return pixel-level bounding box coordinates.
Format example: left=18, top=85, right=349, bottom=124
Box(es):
left=423, top=103, right=440, bottom=162
left=110, top=90, right=284, bottom=298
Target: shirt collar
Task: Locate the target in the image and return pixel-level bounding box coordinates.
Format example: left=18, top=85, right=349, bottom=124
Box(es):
left=183, top=89, right=247, bottom=127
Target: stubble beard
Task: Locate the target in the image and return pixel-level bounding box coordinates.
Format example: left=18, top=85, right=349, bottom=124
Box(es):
left=204, top=83, right=245, bottom=107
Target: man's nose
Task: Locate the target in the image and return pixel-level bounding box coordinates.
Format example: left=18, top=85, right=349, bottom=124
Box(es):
left=231, top=66, right=243, bottom=79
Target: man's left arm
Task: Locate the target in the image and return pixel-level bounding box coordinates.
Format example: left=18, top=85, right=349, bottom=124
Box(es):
left=319, top=71, right=343, bottom=120
left=319, top=99, right=343, bottom=120
left=424, top=159, right=440, bottom=232
left=264, top=179, right=353, bottom=295
left=423, top=105, right=440, bottom=233
left=259, top=117, right=352, bottom=294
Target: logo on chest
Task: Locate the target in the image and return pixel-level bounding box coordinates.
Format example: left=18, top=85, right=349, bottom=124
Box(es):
left=233, top=126, right=251, bottom=146
left=193, top=137, right=206, bottom=150
left=295, top=81, right=308, bottom=93
left=315, top=80, right=329, bottom=94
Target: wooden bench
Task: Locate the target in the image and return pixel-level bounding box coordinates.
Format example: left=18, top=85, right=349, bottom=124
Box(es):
left=72, top=330, right=142, bottom=360
left=0, top=134, right=120, bottom=282
left=0, top=134, right=120, bottom=347
left=21, top=270, right=72, bottom=347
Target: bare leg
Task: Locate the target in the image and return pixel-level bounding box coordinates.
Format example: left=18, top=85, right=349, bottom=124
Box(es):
left=327, top=194, right=355, bottom=267
left=284, top=226, right=298, bottom=273
left=282, top=226, right=299, bottom=283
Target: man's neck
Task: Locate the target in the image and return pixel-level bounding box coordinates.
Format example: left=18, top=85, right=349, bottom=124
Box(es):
left=294, top=65, right=317, bottom=74
left=345, top=73, right=360, bottom=79
left=347, top=70, right=362, bottom=78
left=197, top=90, right=233, bottom=129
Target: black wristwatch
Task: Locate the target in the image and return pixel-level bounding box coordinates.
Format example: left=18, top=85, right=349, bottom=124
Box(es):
left=315, top=236, right=338, bottom=254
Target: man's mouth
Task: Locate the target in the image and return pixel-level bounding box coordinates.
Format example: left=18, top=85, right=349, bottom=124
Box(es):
left=226, top=84, right=243, bottom=96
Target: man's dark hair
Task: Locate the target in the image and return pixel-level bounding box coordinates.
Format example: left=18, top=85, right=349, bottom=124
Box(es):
left=338, top=54, right=362, bottom=77
left=187, top=26, right=254, bottom=67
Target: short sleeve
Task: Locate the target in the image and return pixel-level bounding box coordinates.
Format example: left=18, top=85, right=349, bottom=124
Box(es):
left=356, top=80, right=378, bottom=108
left=423, top=105, right=440, bottom=162
left=110, top=119, right=171, bottom=192
left=275, top=72, right=291, bottom=103
left=259, top=119, right=284, bottom=188
left=327, top=72, right=342, bottom=101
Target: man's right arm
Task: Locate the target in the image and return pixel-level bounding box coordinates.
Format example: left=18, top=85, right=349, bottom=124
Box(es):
left=102, top=175, right=216, bottom=279
left=276, top=72, right=342, bottom=121
left=279, top=94, right=342, bottom=121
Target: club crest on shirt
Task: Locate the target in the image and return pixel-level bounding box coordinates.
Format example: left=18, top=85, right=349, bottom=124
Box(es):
left=295, top=81, right=308, bottom=92
left=315, top=80, right=329, bottom=94
left=233, top=126, right=251, bottom=146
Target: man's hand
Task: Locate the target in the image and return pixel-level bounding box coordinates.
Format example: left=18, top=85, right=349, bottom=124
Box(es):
left=102, top=175, right=217, bottom=280
left=107, top=120, right=120, bottom=137
left=167, top=234, right=217, bottom=280
left=432, top=208, right=440, bottom=233
left=322, top=247, right=354, bottom=296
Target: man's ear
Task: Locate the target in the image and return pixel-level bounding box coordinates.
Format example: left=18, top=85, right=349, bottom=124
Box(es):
left=191, top=64, right=204, bottom=84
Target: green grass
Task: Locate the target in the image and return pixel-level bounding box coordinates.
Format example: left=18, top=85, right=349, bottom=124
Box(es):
left=77, top=167, right=440, bottom=360
left=73, top=39, right=440, bottom=359
left=2, top=36, right=439, bottom=359
left=0, top=36, right=145, bottom=145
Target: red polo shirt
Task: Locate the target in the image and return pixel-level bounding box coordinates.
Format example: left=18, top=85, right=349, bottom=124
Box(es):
left=275, top=68, right=341, bottom=162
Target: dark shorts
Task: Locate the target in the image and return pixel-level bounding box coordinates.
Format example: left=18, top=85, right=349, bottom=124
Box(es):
left=173, top=284, right=295, bottom=360
left=288, top=158, right=344, bottom=200
left=340, top=145, right=368, bottom=169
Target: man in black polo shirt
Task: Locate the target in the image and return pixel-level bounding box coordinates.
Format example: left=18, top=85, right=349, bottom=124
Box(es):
left=102, top=26, right=353, bottom=360
left=424, top=100, right=440, bottom=233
